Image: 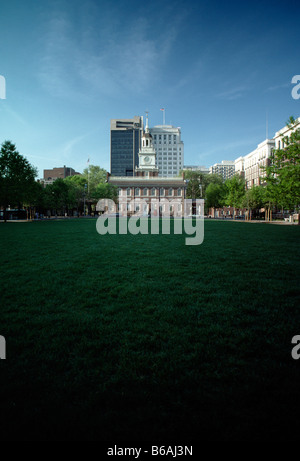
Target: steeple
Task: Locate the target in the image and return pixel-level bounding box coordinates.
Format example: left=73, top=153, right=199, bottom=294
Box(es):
left=142, top=111, right=152, bottom=148
left=135, top=111, right=159, bottom=176
left=145, top=111, right=149, bottom=133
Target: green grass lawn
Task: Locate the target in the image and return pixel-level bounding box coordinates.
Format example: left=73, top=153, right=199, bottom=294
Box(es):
left=0, top=218, right=300, bottom=441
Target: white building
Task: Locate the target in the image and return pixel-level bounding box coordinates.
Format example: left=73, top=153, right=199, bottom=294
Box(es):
left=150, top=125, right=184, bottom=177
left=273, top=116, right=300, bottom=150
left=183, top=165, right=209, bottom=174
left=243, top=139, right=275, bottom=188
left=234, top=156, right=245, bottom=177
left=209, top=160, right=235, bottom=180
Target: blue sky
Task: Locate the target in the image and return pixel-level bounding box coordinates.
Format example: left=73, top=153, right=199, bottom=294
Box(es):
left=0, top=0, right=299, bottom=177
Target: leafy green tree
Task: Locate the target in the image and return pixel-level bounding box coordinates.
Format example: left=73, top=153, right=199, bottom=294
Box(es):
left=205, top=182, right=226, bottom=209
left=82, top=165, right=107, bottom=199
left=262, top=116, right=300, bottom=213
left=25, top=181, right=46, bottom=211
left=224, top=175, right=246, bottom=215
left=44, top=178, right=73, bottom=215
left=242, top=185, right=265, bottom=219
left=0, top=141, right=37, bottom=221
left=182, top=170, right=223, bottom=199
left=95, top=182, right=118, bottom=202
left=64, top=175, right=87, bottom=213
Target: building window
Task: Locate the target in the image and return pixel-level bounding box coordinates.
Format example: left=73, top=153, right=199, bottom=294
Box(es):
left=127, top=188, right=131, bottom=196
left=135, top=187, right=140, bottom=196
left=177, top=188, right=182, bottom=196
left=160, top=188, right=165, bottom=196
left=151, top=187, right=156, bottom=196
left=168, top=188, right=173, bottom=196
left=143, top=188, right=148, bottom=196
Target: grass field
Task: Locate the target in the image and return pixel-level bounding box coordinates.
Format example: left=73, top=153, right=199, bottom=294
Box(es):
left=0, top=218, right=300, bottom=441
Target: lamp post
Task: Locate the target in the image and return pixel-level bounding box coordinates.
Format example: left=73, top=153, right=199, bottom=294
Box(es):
left=184, top=179, right=189, bottom=217
left=83, top=183, right=87, bottom=216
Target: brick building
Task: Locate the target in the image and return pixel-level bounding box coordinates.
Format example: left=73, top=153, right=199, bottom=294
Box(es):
left=43, top=165, right=80, bottom=185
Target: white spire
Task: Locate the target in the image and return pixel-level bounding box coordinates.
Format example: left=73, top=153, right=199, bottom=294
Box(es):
left=145, top=110, right=149, bottom=133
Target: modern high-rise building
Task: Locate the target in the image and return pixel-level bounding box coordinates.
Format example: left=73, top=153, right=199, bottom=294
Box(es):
left=110, top=116, right=143, bottom=176
left=209, top=160, right=235, bottom=180
left=150, top=125, right=184, bottom=177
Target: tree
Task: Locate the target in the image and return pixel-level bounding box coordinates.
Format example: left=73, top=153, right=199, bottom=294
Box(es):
left=44, top=178, right=72, bottom=215
left=224, top=175, right=246, bottom=215
left=262, top=116, right=300, bottom=214
left=205, top=182, right=226, bottom=210
left=182, top=170, right=223, bottom=199
left=95, top=182, right=118, bottom=202
left=242, top=186, right=265, bottom=220
left=82, top=165, right=107, bottom=199
left=64, top=175, right=87, bottom=214
left=0, top=141, right=37, bottom=221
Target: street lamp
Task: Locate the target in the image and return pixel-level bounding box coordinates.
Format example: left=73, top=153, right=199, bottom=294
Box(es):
left=83, top=183, right=87, bottom=216
left=184, top=179, right=189, bottom=217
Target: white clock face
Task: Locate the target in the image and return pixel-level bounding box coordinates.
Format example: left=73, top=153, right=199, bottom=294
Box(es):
left=144, top=156, right=151, bottom=164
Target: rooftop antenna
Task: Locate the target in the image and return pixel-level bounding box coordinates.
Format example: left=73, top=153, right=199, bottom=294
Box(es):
left=145, top=110, right=149, bottom=132
left=266, top=109, right=268, bottom=139
left=160, top=108, right=165, bottom=125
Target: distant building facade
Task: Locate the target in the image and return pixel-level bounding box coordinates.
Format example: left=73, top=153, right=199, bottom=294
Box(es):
left=273, top=116, right=300, bottom=149
left=209, top=160, right=235, bottom=180
left=232, top=118, right=300, bottom=188
left=234, top=156, right=245, bottom=178
left=243, top=139, right=275, bottom=188
left=150, top=125, right=184, bottom=177
left=43, top=165, right=80, bottom=185
left=183, top=165, right=209, bottom=174
left=108, top=115, right=186, bottom=215
left=110, top=116, right=143, bottom=177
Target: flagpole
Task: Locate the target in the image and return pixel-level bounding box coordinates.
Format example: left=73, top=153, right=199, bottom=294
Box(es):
left=87, top=158, right=90, bottom=195
left=160, top=108, right=165, bottom=125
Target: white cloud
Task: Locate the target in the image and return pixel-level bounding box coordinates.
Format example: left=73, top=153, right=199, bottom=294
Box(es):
left=265, top=82, right=290, bottom=92
left=38, top=7, right=180, bottom=100
left=215, top=86, right=249, bottom=101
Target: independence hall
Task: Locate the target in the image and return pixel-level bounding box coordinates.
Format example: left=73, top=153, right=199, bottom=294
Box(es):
left=108, top=113, right=186, bottom=216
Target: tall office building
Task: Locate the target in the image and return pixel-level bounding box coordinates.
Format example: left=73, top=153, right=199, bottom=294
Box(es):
left=110, top=116, right=143, bottom=176
left=150, top=125, right=184, bottom=177
left=209, top=160, right=235, bottom=180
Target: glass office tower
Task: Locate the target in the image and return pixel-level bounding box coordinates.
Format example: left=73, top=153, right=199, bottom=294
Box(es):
left=110, top=116, right=143, bottom=176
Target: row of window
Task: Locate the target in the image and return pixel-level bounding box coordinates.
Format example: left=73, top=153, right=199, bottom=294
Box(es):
left=119, top=187, right=182, bottom=196
left=153, top=134, right=178, bottom=140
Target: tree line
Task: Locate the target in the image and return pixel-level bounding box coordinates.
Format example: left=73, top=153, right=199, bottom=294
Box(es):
left=1, top=116, right=299, bottom=221
left=0, top=141, right=117, bottom=221
left=184, top=117, right=300, bottom=220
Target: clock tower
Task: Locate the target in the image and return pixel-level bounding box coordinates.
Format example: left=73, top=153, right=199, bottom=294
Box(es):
left=135, top=112, right=159, bottom=177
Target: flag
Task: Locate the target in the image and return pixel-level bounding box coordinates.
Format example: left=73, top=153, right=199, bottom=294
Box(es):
left=160, top=108, right=165, bottom=111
